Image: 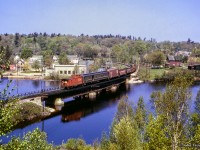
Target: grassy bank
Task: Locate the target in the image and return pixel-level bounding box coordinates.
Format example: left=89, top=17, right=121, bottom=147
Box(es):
left=137, top=65, right=196, bottom=82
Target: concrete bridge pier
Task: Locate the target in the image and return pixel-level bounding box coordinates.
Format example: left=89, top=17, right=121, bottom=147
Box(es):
left=54, top=98, right=64, bottom=111
left=55, top=98, right=64, bottom=105
left=126, top=78, right=130, bottom=84
left=89, top=92, right=97, bottom=100
left=110, top=85, right=118, bottom=92
left=105, top=85, right=118, bottom=93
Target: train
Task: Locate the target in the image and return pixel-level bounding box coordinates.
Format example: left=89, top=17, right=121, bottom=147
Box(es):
left=61, top=64, right=136, bottom=89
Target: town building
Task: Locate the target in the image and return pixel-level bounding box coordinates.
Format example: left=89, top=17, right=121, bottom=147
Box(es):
left=29, top=55, right=43, bottom=65
left=45, top=64, right=87, bottom=78
left=166, top=55, right=182, bottom=67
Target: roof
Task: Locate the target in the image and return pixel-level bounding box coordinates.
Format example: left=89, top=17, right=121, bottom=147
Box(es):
left=167, top=55, right=182, bottom=61
left=67, top=55, right=78, bottom=59
left=31, top=55, right=43, bottom=59
left=167, top=55, right=175, bottom=61
left=79, top=60, right=94, bottom=65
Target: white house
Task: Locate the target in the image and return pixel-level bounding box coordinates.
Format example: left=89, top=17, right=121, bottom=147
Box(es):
left=67, top=55, right=79, bottom=64
left=53, top=55, right=59, bottom=63
left=45, top=64, right=87, bottom=78
left=29, top=55, right=43, bottom=64
left=13, top=55, right=24, bottom=71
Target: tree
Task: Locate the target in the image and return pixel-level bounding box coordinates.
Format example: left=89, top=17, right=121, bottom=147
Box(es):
left=189, top=89, right=200, bottom=140
left=109, top=96, right=139, bottom=148
left=146, top=50, right=166, bottom=66
left=0, top=59, right=19, bottom=136
left=21, top=47, right=33, bottom=59
left=134, top=96, right=147, bottom=142
left=132, top=40, right=147, bottom=56
left=113, top=116, right=141, bottom=150
left=151, top=76, right=192, bottom=150
left=63, top=138, right=92, bottom=150
left=14, top=33, right=20, bottom=47
left=0, top=98, right=19, bottom=137
left=32, top=60, right=40, bottom=71
left=58, top=52, right=69, bottom=65
left=0, top=46, right=11, bottom=76
left=195, top=89, right=200, bottom=116
left=5, top=45, right=12, bottom=60
left=111, top=44, right=131, bottom=63
left=1, top=128, right=54, bottom=150
left=42, top=50, right=53, bottom=68
left=145, top=114, right=171, bottom=149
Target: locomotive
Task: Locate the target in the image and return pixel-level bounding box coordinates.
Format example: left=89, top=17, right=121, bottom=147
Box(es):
left=61, top=64, right=136, bottom=89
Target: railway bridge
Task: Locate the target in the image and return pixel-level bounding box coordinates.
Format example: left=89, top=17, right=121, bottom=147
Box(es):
left=15, top=73, right=132, bottom=106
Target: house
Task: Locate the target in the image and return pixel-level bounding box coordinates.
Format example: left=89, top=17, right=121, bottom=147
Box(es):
left=67, top=55, right=79, bottom=64
left=29, top=55, right=43, bottom=65
left=13, top=55, right=25, bottom=71
left=166, top=55, right=182, bottom=67
left=16, top=59, right=25, bottom=71
left=10, top=65, right=16, bottom=71
left=53, top=55, right=59, bottom=63
left=188, top=64, right=200, bottom=70
left=175, top=51, right=191, bottom=57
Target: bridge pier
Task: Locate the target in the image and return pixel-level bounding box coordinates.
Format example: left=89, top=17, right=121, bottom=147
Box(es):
left=110, top=85, right=118, bottom=92
left=126, top=78, right=130, bottom=84
left=54, top=98, right=64, bottom=111
left=55, top=98, right=64, bottom=106
left=89, top=92, right=97, bottom=100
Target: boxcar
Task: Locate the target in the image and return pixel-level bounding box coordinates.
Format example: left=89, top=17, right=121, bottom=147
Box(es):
left=82, top=73, right=93, bottom=84
left=126, top=68, right=133, bottom=74
left=61, top=75, right=83, bottom=89
left=118, top=69, right=127, bottom=76
left=93, top=71, right=109, bottom=82
left=107, top=68, right=119, bottom=79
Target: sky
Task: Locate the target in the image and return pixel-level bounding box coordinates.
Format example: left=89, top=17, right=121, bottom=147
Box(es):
left=0, top=0, right=200, bottom=42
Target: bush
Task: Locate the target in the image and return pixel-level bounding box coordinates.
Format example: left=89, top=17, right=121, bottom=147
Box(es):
left=14, top=102, right=50, bottom=125
left=1, top=128, right=54, bottom=150
left=63, top=138, right=92, bottom=150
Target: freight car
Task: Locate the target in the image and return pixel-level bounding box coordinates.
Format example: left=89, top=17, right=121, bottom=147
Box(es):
left=107, top=68, right=119, bottom=78
left=82, top=71, right=109, bottom=84
left=118, top=68, right=127, bottom=76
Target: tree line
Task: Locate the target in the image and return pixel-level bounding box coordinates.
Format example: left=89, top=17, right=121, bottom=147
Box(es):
left=1, top=33, right=200, bottom=69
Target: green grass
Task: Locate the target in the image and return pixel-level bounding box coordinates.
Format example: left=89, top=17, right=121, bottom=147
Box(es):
left=149, top=68, right=165, bottom=80
left=138, top=66, right=166, bottom=81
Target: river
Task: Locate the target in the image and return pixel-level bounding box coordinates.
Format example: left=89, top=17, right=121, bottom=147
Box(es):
left=0, top=78, right=200, bottom=145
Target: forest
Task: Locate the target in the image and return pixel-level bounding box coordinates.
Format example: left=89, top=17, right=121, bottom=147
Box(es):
left=1, top=33, right=200, bottom=68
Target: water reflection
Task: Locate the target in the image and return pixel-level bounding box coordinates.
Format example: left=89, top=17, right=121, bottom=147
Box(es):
left=48, top=83, right=131, bottom=123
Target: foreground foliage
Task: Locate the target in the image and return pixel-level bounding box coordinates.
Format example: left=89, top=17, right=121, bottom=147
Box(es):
left=1, top=75, right=200, bottom=150
left=1, top=128, right=54, bottom=150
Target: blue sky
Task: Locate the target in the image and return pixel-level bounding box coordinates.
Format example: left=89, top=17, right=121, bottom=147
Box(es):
left=0, top=0, right=200, bottom=42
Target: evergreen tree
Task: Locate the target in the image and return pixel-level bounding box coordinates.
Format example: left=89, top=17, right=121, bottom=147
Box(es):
left=5, top=45, right=12, bottom=60
left=134, top=96, right=147, bottom=143
left=145, top=114, right=171, bottom=149
left=113, top=116, right=141, bottom=150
